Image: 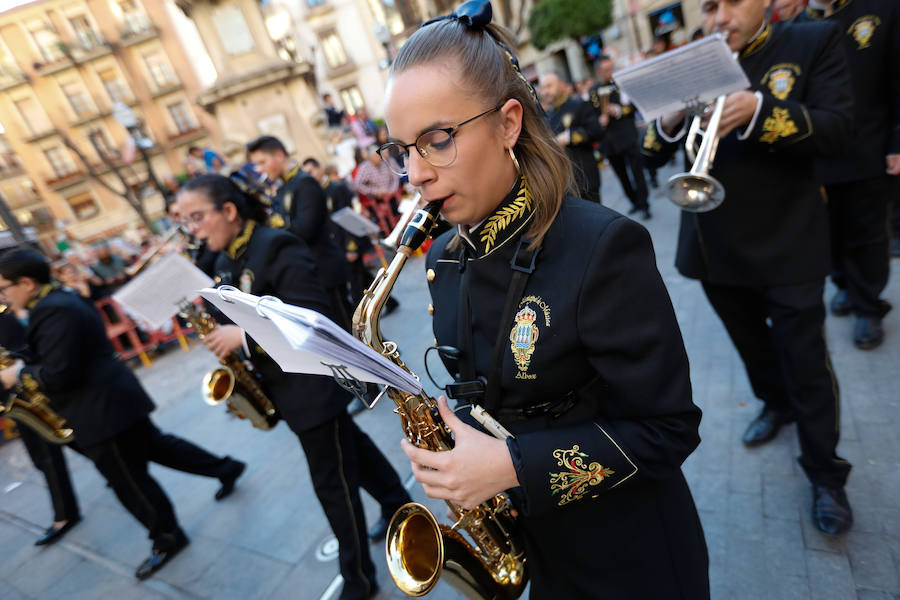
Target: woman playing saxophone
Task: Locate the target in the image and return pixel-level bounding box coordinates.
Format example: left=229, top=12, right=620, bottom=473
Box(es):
left=377, top=1, right=709, bottom=597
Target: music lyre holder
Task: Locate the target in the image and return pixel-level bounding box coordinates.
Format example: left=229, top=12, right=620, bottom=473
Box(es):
left=322, top=362, right=383, bottom=409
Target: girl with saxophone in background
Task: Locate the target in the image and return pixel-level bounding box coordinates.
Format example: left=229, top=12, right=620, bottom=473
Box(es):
left=378, top=1, right=709, bottom=596
left=175, top=174, right=411, bottom=600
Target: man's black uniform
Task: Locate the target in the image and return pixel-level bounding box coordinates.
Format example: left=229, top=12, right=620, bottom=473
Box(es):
left=426, top=179, right=708, bottom=597
left=589, top=82, right=650, bottom=213
left=642, top=20, right=854, bottom=524
left=797, top=0, right=900, bottom=347
left=270, top=164, right=351, bottom=327
left=214, top=222, right=410, bottom=600
left=17, top=286, right=243, bottom=567
left=546, top=96, right=604, bottom=204
left=1, top=310, right=80, bottom=530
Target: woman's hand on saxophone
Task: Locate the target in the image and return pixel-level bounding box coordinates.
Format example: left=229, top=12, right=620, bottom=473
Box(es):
left=203, top=325, right=244, bottom=359
left=402, top=397, right=519, bottom=510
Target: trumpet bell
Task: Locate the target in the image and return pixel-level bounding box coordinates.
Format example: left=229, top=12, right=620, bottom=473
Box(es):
left=666, top=172, right=726, bottom=213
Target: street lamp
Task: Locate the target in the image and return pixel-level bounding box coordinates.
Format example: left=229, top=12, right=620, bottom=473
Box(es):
left=374, top=23, right=392, bottom=69
left=112, top=101, right=169, bottom=203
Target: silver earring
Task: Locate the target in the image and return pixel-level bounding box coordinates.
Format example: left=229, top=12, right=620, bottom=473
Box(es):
left=508, top=147, right=520, bottom=172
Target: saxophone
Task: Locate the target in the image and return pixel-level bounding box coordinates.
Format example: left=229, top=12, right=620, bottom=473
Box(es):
left=179, top=302, right=280, bottom=431
left=353, top=200, right=528, bottom=599
left=0, top=346, right=75, bottom=445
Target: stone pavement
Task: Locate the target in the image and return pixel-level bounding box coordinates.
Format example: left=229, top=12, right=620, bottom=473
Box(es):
left=1, top=163, right=898, bottom=600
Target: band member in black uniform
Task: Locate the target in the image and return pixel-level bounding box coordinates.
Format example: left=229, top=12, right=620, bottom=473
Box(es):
left=377, top=3, right=708, bottom=596
left=176, top=174, right=411, bottom=600
left=590, top=55, right=651, bottom=219
left=246, top=136, right=352, bottom=329
left=0, top=249, right=247, bottom=579
left=642, top=0, right=854, bottom=534
left=539, top=71, right=604, bottom=205
left=0, top=307, right=81, bottom=546
left=796, top=0, right=900, bottom=349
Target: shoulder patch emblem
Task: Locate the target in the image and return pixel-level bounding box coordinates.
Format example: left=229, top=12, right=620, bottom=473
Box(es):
left=848, top=16, right=880, bottom=50
left=761, top=63, right=801, bottom=101
left=508, top=296, right=549, bottom=380
left=239, top=269, right=255, bottom=293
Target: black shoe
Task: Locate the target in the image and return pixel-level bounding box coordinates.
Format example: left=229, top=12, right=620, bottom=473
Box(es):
left=136, top=530, right=189, bottom=580
left=742, top=406, right=793, bottom=447
left=812, top=485, right=853, bottom=536
left=853, top=315, right=884, bottom=350
left=367, top=516, right=390, bottom=541
left=34, top=517, right=81, bottom=546
left=627, top=206, right=641, bottom=215
left=890, top=236, right=900, bottom=258
left=215, top=459, right=246, bottom=501
left=640, top=208, right=652, bottom=220
left=829, top=289, right=851, bottom=316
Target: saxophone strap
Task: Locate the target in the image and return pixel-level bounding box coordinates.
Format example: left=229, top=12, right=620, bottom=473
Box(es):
left=453, top=235, right=541, bottom=414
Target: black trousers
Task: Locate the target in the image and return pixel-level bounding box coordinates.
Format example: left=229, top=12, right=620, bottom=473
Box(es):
left=18, top=423, right=80, bottom=522
left=608, top=146, right=649, bottom=210
left=891, top=179, right=900, bottom=237
left=827, top=176, right=893, bottom=317
left=291, top=411, right=410, bottom=600
left=572, top=155, right=602, bottom=205
left=81, top=418, right=181, bottom=550
left=702, top=280, right=851, bottom=488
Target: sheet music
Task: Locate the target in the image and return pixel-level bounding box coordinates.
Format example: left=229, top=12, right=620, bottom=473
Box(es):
left=199, top=287, right=423, bottom=395
left=330, top=207, right=381, bottom=237
left=113, top=253, right=213, bottom=328
left=612, top=34, right=750, bottom=121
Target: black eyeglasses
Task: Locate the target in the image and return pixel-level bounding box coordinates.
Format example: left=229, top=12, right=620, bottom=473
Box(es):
left=377, top=104, right=502, bottom=176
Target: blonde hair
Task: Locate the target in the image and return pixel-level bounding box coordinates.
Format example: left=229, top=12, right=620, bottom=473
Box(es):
left=390, top=19, right=573, bottom=246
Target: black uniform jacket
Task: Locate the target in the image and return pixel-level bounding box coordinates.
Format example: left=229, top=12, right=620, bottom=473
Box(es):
left=426, top=180, right=708, bottom=597
left=18, top=287, right=154, bottom=447
left=214, top=222, right=351, bottom=432
left=0, top=309, right=26, bottom=352
left=797, top=0, right=900, bottom=183
left=589, top=81, right=639, bottom=155
left=546, top=96, right=603, bottom=190
left=271, top=164, right=348, bottom=289
left=642, top=20, right=853, bottom=286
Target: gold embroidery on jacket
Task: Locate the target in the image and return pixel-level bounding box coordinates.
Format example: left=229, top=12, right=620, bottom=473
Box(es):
left=760, top=108, right=799, bottom=144
left=550, top=445, right=615, bottom=506
left=480, top=183, right=532, bottom=254
left=848, top=16, right=881, bottom=50
left=643, top=125, right=662, bottom=152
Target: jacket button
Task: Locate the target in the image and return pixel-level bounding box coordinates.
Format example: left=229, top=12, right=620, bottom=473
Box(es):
left=426, top=268, right=435, bottom=282
left=427, top=303, right=434, bottom=315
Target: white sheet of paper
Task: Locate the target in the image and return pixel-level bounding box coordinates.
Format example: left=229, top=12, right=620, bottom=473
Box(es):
left=612, top=34, right=750, bottom=121
left=330, top=207, right=381, bottom=237
left=199, top=287, right=423, bottom=395
left=113, top=253, right=213, bottom=329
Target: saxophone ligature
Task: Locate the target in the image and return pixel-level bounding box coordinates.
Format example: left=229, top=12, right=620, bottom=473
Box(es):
left=0, top=343, right=74, bottom=445
left=352, top=197, right=528, bottom=599
left=178, top=301, right=280, bottom=431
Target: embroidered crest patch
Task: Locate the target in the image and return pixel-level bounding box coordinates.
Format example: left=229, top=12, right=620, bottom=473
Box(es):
left=761, top=63, right=801, bottom=101
left=848, top=16, right=880, bottom=50
left=549, top=445, right=615, bottom=506
left=510, top=305, right=539, bottom=377
left=239, top=269, right=254, bottom=293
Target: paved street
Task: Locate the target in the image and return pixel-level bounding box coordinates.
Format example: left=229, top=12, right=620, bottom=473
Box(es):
left=1, top=162, right=898, bottom=600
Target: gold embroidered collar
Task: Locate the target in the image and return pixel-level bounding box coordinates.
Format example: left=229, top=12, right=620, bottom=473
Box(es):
left=467, top=177, right=534, bottom=258
left=227, top=220, right=257, bottom=260
left=741, top=22, right=772, bottom=58
left=281, top=162, right=302, bottom=184
left=26, top=283, right=57, bottom=310
left=805, top=0, right=851, bottom=18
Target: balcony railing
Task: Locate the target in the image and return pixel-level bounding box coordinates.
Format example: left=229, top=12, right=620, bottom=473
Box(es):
left=119, top=24, right=160, bottom=46
left=45, top=169, right=87, bottom=190
left=23, top=128, right=62, bottom=144
left=0, top=67, right=29, bottom=91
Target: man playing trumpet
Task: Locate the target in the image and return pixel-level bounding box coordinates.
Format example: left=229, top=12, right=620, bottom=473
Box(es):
left=642, top=0, right=855, bottom=535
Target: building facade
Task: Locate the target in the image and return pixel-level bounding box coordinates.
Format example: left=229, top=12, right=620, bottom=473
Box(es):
left=0, top=0, right=221, bottom=248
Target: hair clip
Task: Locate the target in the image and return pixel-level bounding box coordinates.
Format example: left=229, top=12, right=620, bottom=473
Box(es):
left=423, top=0, right=492, bottom=29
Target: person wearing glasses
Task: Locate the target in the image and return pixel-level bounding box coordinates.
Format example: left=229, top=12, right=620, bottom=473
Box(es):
left=376, top=1, right=708, bottom=597
left=176, top=174, right=411, bottom=600
left=0, top=249, right=246, bottom=580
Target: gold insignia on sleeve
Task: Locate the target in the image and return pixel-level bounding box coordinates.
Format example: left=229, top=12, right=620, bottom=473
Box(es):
left=480, top=185, right=532, bottom=254
left=570, top=131, right=584, bottom=145
left=643, top=125, right=662, bottom=152
left=760, top=108, right=799, bottom=144
left=550, top=445, right=615, bottom=506
left=268, top=213, right=285, bottom=229
left=849, top=16, right=880, bottom=50
left=21, top=372, right=40, bottom=392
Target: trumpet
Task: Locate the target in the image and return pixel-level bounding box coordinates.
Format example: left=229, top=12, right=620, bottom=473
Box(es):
left=666, top=94, right=727, bottom=213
